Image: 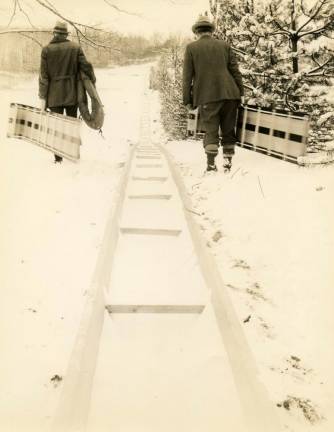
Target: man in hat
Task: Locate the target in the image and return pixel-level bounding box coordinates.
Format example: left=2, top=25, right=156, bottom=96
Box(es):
left=183, top=14, right=244, bottom=172
left=39, top=21, right=96, bottom=163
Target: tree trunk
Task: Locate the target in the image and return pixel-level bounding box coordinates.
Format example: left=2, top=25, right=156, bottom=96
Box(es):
left=290, top=0, right=299, bottom=73
left=291, top=36, right=299, bottom=73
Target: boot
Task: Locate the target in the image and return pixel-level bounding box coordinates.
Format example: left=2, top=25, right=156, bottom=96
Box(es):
left=206, top=152, right=217, bottom=172
left=223, top=156, right=232, bottom=172
left=206, top=164, right=217, bottom=172
left=54, top=154, right=63, bottom=164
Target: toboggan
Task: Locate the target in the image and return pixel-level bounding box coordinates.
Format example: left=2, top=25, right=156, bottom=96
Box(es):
left=187, top=105, right=310, bottom=164
left=7, top=103, right=82, bottom=161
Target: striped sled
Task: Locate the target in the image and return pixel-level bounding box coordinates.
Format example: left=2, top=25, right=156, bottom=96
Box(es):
left=7, top=103, right=81, bottom=161
left=187, top=105, right=309, bottom=164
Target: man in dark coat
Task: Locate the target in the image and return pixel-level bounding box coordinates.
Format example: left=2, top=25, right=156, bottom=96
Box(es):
left=39, top=21, right=95, bottom=163
left=183, top=15, right=244, bottom=172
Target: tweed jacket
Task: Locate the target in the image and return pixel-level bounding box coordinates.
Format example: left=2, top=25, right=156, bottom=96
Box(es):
left=39, top=37, right=95, bottom=108
left=183, top=35, right=244, bottom=107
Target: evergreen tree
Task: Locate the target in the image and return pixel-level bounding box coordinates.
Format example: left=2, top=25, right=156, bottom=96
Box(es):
left=210, top=0, right=334, bottom=146
left=152, top=37, right=190, bottom=139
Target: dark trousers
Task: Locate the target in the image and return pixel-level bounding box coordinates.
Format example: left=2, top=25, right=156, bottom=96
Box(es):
left=49, top=105, right=78, bottom=161
left=50, top=105, right=78, bottom=117
left=199, top=99, right=239, bottom=156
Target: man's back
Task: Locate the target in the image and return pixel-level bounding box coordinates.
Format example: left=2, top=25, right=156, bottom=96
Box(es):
left=39, top=37, right=94, bottom=108
left=183, top=15, right=244, bottom=173
left=183, top=35, right=243, bottom=106
left=44, top=40, right=81, bottom=80
left=38, top=21, right=96, bottom=163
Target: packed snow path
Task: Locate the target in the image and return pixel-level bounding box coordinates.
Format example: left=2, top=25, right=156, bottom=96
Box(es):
left=2, top=64, right=334, bottom=432
left=49, top=93, right=282, bottom=432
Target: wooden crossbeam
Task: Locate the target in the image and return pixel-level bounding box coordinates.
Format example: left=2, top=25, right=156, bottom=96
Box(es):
left=136, top=156, right=162, bottom=160
left=136, top=149, right=160, bottom=152
left=128, top=194, right=172, bottom=200
left=132, top=176, right=167, bottom=182
left=135, top=164, right=163, bottom=168
left=136, top=155, right=161, bottom=158
left=106, top=304, right=205, bottom=314
left=136, top=149, right=160, bottom=153
left=120, top=227, right=181, bottom=236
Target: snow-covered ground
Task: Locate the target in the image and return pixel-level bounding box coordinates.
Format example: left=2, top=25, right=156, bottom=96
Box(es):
left=149, top=91, right=334, bottom=431
left=0, top=64, right=148, bottom=431
left=1, top=63, right=333, bottom=432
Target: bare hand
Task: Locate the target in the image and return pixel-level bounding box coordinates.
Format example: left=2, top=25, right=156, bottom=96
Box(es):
left=240, top=96, right=245, bottom=105
left=186, top=104, right=194, bottom=111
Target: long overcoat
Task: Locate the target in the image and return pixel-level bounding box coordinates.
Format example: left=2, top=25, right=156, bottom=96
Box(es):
left=39, top=37, right=95, bottom=108
left=183, top=35, right=244, bottom=107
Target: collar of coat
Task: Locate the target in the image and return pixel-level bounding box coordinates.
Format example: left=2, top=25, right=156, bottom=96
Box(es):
left=198, top=33, right=212, bottom=39
left=50, top=36, right=70, bottom=44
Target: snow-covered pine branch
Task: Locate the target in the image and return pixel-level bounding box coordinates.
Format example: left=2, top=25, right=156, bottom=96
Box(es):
left=211, top=0, right=334, bottom=149
left=317, top=111, right=334, bottom=125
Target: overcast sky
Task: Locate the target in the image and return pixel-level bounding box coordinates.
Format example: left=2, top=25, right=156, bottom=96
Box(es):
left=0, top=0, right=211, bottom=36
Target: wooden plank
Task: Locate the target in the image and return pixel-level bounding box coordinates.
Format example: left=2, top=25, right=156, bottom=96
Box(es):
left=246, top=110, right=308, bottom=135
left=281, top=113, right=292, bottom=160
left=132, top=176, right=167, bottom=182
left=50, top=144, right=137, bottom=432
left=187, top=108, right=199, bottom=136
left=136, top=149, right=160, bottom=152
left=120, top=227, right=181, bottom=236
left=239, top=129, right=306, bottom=159
left=136, top=164, right=163, bottom=168
left=244, top=105, right=307, bottom=120
left=160, top=143, right=283, bottom=432
left=136, top=155, right=161, bottom=158
left=240, top=106, right=247, bottom=147
left=137, top=148, right=160, bottom=151
left=266, top=110, right=275, bottom=155
left=243, top=130, right=257, bottom=145
left=253, top=107, right=261, bottom=150
left=235, top=143, right=298, bottom=163
left=136, top=156, right=162, bottom=160
left=105, top=304, right=205, bottom=314
left=128, top=194, right=172, bottom=200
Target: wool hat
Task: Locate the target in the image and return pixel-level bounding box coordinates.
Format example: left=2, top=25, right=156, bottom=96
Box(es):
left=53, top=21, right=69, bottom=34
left=192, top=14, right=215, bottom=34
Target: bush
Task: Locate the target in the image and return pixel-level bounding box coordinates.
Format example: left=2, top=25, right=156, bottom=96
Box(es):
left=152, top=45, right=188, bottom=139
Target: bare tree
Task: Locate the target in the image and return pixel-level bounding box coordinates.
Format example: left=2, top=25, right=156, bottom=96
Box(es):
left=103, top=0, right=143, bottom=18
left=1, top=0, right=122, bottom=51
